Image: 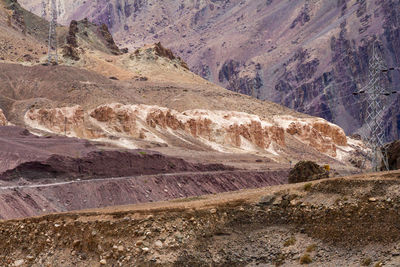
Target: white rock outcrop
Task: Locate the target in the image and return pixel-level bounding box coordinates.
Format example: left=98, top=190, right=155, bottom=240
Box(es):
left=25, top=103, right=357, bottom=160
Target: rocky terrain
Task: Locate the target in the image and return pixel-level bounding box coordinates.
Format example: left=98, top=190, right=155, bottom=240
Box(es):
left=0, top=0, right=359, bottom=217
left=1, top=170, right=400, bottom=266
left=0, top=125, right=290, bottom=220
left=0, top=0, right=368, bottom=168
left=19, top=0, right=400, bottom=140
left=1, top=2, right=400, bottom=266
left=0, top=0, right=373, bottom=219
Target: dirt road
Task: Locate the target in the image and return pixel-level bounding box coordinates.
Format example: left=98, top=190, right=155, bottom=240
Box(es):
left=0, top=169, right=288, bottom=220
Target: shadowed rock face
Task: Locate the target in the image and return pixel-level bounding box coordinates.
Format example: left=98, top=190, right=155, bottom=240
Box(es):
left=18, top=0, right=400, bottom=140
left=0, top=150, right=232, bottom=181
left=62, top=20, right=80, bottom=60
left=386, top=140, right=400, bottom=170
left=98, top=23, right=121, bottom=55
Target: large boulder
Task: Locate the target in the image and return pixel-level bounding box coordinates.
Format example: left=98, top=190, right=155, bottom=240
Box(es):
left=288, top=161, right=329, bottom=184
left=386, top=141, right=400, bottom=170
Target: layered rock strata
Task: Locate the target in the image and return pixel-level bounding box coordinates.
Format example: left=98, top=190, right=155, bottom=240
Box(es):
left=25, top=104, right=352, bottom=159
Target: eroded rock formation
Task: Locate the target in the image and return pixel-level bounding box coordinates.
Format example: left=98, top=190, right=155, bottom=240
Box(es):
left=132, top=43, right=189, bottom=70
left=25, top=104, right=354, bottom=159
left=25, top=105, right=101, bottom=139
left=99, top=23, right=121, bottom=55
left=62, top=20, right=80, bottom=60
left=281, top=116, right=348, bottom=157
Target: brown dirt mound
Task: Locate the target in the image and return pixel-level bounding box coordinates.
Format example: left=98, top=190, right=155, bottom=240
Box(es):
left=0, top=150, right=233, bottom=181
left=288, top=160, right=329, bottom=183
left=0, top=126, right=97, bottom=175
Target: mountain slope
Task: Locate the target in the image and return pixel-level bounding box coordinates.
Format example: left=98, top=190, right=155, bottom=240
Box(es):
left=0, top=0, right=367, bottom=169
left=19, top=0, right=400, bottom=140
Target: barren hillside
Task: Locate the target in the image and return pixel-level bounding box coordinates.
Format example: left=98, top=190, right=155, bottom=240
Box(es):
left=19, top=0, right=400, bottom=140
left=0, top=0, right=367, bottom=169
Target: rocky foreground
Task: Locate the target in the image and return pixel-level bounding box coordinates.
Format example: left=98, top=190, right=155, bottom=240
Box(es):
left=1, top=171, right=400, bottom=266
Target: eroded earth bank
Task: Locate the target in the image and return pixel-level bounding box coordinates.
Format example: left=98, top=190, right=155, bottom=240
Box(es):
left=1, top=171, right=400, bottom=266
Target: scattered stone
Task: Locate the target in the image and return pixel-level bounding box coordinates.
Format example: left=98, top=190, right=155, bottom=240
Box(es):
left=154, top=240, right=163, bottom=249
left=142, top=247, right=150, bottom=252
left=368, top=197, right=377, bottom=202
left=210, top=208, right=217, bottom=214
left=100, top=259, right=107, bottom=265
left=13, top=259, right=24, bottom=267
left=258, top=195, right=276, bottom=206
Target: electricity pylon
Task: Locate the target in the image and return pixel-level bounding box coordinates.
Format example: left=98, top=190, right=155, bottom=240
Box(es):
left=41, top=0, right=48, bottom=19
left=46, top=0, right=58, bottom=65
left=354, top=42, right=396, bottom=171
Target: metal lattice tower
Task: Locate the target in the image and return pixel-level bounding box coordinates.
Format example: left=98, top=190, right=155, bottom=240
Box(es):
left=47, top=0, right=58, bottom=65
left=361, top=43, right=390, bottom=171
left=41, top=0, right=48, bottom=19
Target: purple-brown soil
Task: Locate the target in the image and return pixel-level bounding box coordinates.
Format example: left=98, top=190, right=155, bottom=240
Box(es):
left=0, top=151, right=231, bottom=181
left=0, top=170, right=287, bottom=220
left=0, top=126, right=231, bottom=181
left=0, top=126, right=288, bottom=220
left=0, top=126, right=97, bottom=175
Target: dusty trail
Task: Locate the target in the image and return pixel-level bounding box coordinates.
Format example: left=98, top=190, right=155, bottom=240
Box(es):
left=0, top=169, right=288, bottom=220
left=0, top=169, right=283, bottom=190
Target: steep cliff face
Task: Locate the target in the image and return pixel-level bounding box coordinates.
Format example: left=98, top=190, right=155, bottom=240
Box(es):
left=18, top=0, right=400, bottom=140
left=24, top=103, right=357, bottom=160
